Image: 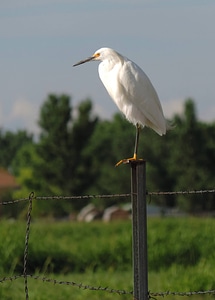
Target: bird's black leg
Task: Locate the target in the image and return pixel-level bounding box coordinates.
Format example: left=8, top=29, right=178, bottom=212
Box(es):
left=115, top=123, right=142, bottom=167
left=133, top=123, right=140, bottom=159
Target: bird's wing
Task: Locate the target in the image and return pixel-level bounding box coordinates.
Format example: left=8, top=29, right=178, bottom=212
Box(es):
left=118, top=60, right=167, bottom=135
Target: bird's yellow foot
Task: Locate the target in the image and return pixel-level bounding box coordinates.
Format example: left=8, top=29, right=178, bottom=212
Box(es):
left=115, top=155, right=144, bottom=167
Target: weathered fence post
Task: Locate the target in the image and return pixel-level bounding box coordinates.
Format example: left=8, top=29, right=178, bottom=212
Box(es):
left=131, top=160, right=148, bottom=300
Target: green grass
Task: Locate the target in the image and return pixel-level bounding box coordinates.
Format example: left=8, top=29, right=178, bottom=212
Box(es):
left=0, top=217, right=215, bottom=299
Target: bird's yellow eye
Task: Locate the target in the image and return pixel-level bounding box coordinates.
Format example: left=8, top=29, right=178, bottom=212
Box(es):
left=94, top=52, right=100, bottom=58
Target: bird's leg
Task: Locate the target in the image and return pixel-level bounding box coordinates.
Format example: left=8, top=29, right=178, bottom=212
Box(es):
left=133, top=123, right=140, bottom=159
left=115, top=124, right=143, bottom=167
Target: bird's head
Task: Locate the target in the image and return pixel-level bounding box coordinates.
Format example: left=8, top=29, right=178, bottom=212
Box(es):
left=73, top=48, right=119, bottom=67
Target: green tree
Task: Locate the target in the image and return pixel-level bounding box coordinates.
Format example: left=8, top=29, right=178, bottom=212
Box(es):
left=0, top=129, right=33, bottom=169
left=83, top=113, right=135, bottom=206
left=36, top=94, right=72, bottom=195
left=0, top=130, right=33, bottom=217
left=67, top=99, right=98, bottom=197
left=12, top=143, right=42, bottom=194
left=138, top=126, right=176, bottom=207
left=168, top=99, right=215, bottom=212
left=32, top=94, right=98, bottom=214
left=84, top=112, right=174, bottom=207
left=5, top=95, right=214, bottom=216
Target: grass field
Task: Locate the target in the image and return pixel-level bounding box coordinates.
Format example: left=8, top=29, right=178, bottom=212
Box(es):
left=0, top=217, right=214, bottom=299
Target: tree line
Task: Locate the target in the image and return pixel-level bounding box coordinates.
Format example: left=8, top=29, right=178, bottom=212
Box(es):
left=0, top=94, right=215, bottom=217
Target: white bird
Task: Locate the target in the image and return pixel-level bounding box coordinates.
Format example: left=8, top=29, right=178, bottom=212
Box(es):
left=73, top=47, right=170, bottom=166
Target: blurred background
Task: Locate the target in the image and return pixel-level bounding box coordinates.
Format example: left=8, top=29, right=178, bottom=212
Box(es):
left=0, top=2, right=215, bottom=299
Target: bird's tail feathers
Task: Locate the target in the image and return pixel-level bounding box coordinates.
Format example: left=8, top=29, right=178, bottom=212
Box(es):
left=166, top=119, right=175, bottom=132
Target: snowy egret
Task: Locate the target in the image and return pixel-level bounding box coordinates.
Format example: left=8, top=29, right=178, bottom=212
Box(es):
left=73, top=47, right=170, bottom=166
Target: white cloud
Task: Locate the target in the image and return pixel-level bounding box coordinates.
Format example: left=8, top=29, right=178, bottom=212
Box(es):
left=93, top=101, right=115, bottom=120
left=200, top=104, right=215, bottom=122
left=163, top=99, right=184, bottom=119
left=6, top=98, right=40, bottom=134
left=10, top=98, right=33, bottom=118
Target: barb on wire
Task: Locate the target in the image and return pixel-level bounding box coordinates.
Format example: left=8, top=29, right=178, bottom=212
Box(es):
left=0, top=197, right=30, bottom=205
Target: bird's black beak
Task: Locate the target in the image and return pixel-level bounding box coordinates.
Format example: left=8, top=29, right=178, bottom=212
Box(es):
left=73, top=56, right=94, bottom=67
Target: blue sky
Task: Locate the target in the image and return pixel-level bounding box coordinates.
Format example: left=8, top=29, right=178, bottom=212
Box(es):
left=1, top=0, right=215, bottom=135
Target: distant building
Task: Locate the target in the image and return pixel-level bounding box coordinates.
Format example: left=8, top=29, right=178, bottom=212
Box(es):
left=0, top=168, right=19, bottom=215
left=77, top=203, right=102, bottom=222
left=103, top=206, right=131, bottom=222
left=0, top=168, right=19, bottom=194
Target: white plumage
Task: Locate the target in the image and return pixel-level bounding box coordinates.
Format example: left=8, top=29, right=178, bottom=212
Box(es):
left=73, top=47, right=170, bottom=166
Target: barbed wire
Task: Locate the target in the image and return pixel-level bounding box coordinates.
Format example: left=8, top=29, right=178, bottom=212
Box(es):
left=147, top=189, right=215, bottom=196
left=0, top=189, right=215, bottom=206
left=0, top=274, right=132, bottom=295
left=1, top=189, right=215, bottom=299
left=23, top=192, right=34, bottom=300
left=150, top=289, right=215, bottom=297
left=0, top=193, right=130, bottom=205
left=0, top=274, right=214, bottom=298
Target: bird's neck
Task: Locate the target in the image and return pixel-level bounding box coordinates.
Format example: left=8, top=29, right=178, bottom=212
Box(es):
left=101, top=56, right=123, bottom=72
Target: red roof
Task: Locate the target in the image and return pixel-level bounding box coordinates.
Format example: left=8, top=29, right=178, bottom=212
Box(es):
left=0, top=168, right=19, bottom=189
